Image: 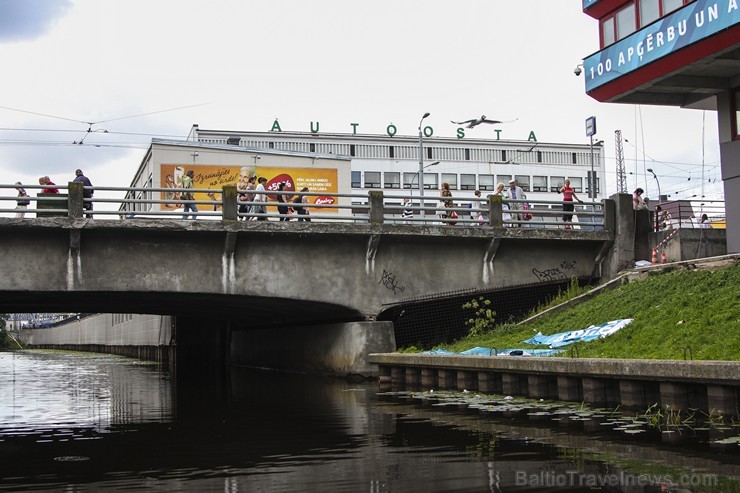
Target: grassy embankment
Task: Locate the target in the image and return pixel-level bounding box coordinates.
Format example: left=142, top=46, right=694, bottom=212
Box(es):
left=434, top=263, right=740, bottom=361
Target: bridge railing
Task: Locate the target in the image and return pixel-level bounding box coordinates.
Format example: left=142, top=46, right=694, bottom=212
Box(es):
left=375, top=192, right=607, bottom=229
left=654, top=199, right=726, bottom=231
left=0, top=182, right=611, bottom=229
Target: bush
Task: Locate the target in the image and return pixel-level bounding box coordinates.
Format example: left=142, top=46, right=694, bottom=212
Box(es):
left=462, top=296, right=496, bottom=337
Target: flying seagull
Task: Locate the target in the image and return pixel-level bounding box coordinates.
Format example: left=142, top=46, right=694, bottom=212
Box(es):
left=450, top=115, right=515, bottom=128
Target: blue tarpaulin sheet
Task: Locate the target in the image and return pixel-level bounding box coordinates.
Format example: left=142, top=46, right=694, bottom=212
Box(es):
left=425, top=347, right=563, bottom=357
left=424, top=319, right=632, bottom=357
left=523, top=319, right=633, bottom=348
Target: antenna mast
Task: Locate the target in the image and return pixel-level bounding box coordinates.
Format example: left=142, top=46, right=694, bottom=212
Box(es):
left=615, top=130, right=627, bottom=193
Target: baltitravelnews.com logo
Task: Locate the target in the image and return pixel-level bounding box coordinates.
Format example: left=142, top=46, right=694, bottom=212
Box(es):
left=515, top=470, right=718, bottom=489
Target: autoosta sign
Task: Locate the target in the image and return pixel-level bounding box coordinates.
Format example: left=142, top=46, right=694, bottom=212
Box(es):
left=268, top=119, right=540, bottom=142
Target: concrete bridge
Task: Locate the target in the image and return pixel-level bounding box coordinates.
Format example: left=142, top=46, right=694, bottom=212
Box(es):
left=3, top=190, right=727, bottom=376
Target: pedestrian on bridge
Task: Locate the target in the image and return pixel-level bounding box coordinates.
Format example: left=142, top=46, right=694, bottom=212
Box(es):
left=181, top=169, right=198, bottom=219
left=506, top=179, right=526, bottom=227
left=496, top=182, right=512, bottom=227
left=73, top=169, right=94, bottom=218
left=440, top=182, right=456, bottom=224
left=238, top=175, right=256, bottom=220
left=276, top=182, right=291, bottom=221
left=254, top=177, right=268, bottom=221
left=39, top=176, right=58, bottom=194
left=401, top=197, right=413, bottom=224
left=294, top=187, right=311, bottom=222
left=558, top=179, right=583, bottom=230
left=14, top=182, right=30, bottom=218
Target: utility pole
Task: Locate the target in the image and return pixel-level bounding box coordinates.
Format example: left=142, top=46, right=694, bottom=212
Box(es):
left=615, top=130, right=627, bottom=194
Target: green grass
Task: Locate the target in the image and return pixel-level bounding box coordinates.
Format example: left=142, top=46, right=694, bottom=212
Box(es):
left=435, top=264, right=740, bottom=361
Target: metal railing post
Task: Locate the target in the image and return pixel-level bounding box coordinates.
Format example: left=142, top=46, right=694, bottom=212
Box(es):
left=369, top=191, right=384, bottom=224
left=68, top=181, right=83, bottom=219
left=488, top=194, right=503, bottom=228
left=222, top=185, right=237, bottom=221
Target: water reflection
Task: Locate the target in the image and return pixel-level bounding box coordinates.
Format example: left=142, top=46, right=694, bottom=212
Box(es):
left=0, top=350, right=737, bottom=492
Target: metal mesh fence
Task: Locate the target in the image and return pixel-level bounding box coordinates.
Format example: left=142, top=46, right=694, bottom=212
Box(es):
left=378, top=278, right=593, bottom=349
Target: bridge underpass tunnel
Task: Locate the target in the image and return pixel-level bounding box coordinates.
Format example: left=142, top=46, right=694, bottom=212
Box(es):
left=378, top=277, right=594, bottom=349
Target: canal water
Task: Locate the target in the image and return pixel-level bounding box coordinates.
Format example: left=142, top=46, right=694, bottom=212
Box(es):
left=0, top=350, right=738, bottom=492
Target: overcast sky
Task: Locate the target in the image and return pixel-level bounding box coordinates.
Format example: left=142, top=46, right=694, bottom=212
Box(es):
left=0, top=0, right=724, bottom=201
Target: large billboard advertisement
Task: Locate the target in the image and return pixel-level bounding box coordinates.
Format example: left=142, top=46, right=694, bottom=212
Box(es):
left=584, top=0, right=739, bottom=92
left=160, top=164, right=339, bottom=212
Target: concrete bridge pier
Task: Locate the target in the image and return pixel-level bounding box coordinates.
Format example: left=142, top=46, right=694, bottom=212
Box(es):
left=229, top=320, right=395, bottom=377
left=175, top=317, right=232, bottom=379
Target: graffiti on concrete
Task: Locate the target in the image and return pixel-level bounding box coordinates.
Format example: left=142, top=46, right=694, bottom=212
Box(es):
left=560, top=260, right=577, bottom=270
left=379, top=269, right=406, bottom=295
left=532, top=267, right=567, bottom=282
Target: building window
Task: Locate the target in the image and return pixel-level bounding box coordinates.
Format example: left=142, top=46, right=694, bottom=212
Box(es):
left=442, top=173, right=458, bottom=190
left=310, top=143, right=316, bottom=153
left=351, top=171, right=361, bottom=188
left=384, top=172, right=400, bottom=189
left=423, top=172, right=438, bottom=190
left=389, top=146, right=395, bottom=158
left=570, top=177, right=584, bottom=193
left=572, top=152, right=578, bottom=164
left=663, top=0, right=685, bottom=15
left=479, top=174, right=495, bottom=191
left=268, top=142, right=275, bottom=149
left=464, top=148, right=471, bottom=161
left=427, top=147, right=433, bottom=160
left=532, top=176, right=548, bottom=192
left=515, top=175, right=530, bottom=192
left=350, top=144, right=356, bottom=157
left=461, top=174, right=476, bottom=190
left=640, top=0, right=660, bottom=26
left=601, top=16, right=617, bottom=47
left=551, top=176, right=565, bottom=192
left=364, top=171, right=381, bottom=188
left=404, top=173, right=419, bottom=189
left=537, top=151, right=543, bottom=163
left=501, top=150, right=507, bottom=162
left=496, top=175, right=511, bottom=186
left=616, top=4, right=636, bottom=40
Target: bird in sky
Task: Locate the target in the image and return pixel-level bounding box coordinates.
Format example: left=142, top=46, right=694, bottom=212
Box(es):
left=450, top=115, right=515, bottom=128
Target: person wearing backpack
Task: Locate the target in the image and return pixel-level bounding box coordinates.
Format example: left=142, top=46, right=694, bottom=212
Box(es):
left=294, top=187, right=311, bottom=222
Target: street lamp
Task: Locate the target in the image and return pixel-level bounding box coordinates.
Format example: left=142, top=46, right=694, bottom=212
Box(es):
left=585, top=116, right=597, bottom=199
left=410, top=161, right=440, bottom=194
left=418, top=112, right=431, bottom=206
left=647, top=168, right=661, bottom=202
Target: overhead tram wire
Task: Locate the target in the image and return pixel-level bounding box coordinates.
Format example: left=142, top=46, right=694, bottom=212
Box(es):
left=0, top=102, right=212, bottom=145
